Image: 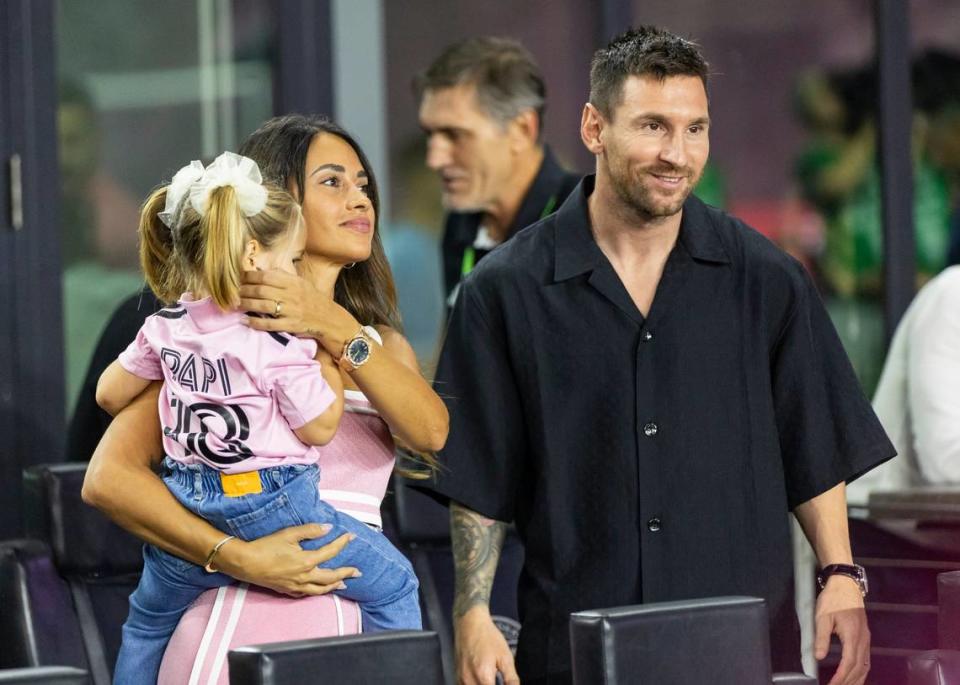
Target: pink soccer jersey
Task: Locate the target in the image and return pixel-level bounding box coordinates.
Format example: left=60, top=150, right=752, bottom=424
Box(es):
left=118, top=294, right=337, bottom=474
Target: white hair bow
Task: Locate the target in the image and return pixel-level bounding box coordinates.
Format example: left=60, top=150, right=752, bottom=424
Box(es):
left=189, top=151, right=268, bottom=219
left=158, top=152, right=268, bottom=229
left=158, top=160, right=204, bottom=228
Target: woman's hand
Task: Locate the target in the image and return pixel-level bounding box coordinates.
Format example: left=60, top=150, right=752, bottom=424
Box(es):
left=241, top=269, right=449, bottom=452
left=239, top=270, right=357, bottom=357
left=84, top=387, right=359, bottom=594
left=216, top=525, right=360, bottom=597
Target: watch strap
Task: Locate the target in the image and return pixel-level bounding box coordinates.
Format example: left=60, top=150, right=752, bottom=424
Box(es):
left=817, top=563, right=868, bottom=596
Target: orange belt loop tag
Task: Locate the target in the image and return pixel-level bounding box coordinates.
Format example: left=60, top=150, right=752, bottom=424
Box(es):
left=220, top=471, right=263, bottom=497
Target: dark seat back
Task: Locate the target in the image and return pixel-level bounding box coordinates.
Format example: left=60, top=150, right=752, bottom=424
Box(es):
left=0, top=541, right=87, bottom=671
left=21, top=464, right=143, bottom=684
left=907, top=649, right=960, bottom=685
left=228, top=631, right=445, bottom=685
left=939, top=570, right=960, bottom=650
left=902, top=570, right=960, bottom=685
left=390, top=471, right=453, bottom=545
left=0, top=667, right=89, bottom=684
left=831, top=517, right=960, bottom=684
left=569, top=596, right=772, bottom=685
left=770, top=674, right=817, bottom=684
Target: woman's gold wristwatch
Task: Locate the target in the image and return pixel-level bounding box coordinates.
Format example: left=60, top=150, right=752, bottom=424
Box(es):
left=337, top=327, right=374, bottom=372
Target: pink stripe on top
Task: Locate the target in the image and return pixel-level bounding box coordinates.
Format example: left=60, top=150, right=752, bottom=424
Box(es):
left=118, top=294, right=336, bottom=474
left=158, top=376, right=395, bottom=684
left=158, top=585, right=362, bottom=685
left=316, top=389, right=396, bottom=528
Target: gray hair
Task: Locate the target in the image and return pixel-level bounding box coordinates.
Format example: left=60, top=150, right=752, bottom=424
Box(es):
left=414, top=37, right=546, bottom=137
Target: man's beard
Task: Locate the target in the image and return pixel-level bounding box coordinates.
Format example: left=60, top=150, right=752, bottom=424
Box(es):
left=607, top=156, right=701, bottom=221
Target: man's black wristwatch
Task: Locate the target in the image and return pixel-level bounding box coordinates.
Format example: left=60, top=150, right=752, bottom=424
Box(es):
left=817, top=563, right=869, bottom=597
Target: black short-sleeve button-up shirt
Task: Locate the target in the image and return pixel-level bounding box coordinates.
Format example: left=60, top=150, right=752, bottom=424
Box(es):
left=427, top=176, right=895, bottom=684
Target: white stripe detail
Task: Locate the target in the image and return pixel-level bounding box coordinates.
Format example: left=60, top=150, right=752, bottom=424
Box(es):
left=361, top=325, right=383, bottom=344
left=333, top=508, right=382, bottom=527
left=318, top=489, right=382, bottom=507
left=343, top=389, right=378, bottom=416
left=207, top=584, right=248, bottom=685
left=189, top=586, right=228, bottom=685
left=334, top=595, right=345, bottom=636
left=345, top=404, right=379, bottom=416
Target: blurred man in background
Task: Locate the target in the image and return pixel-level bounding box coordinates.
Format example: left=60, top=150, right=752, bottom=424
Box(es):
left=415, top=37, right=580, bottom=309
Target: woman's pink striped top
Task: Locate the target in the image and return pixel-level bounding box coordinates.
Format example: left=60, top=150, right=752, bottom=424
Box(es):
left=158, top=331, right=398, bottom=684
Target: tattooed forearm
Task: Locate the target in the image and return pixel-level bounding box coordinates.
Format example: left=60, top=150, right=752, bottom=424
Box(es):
left=451, top=501, right=507, bottom=619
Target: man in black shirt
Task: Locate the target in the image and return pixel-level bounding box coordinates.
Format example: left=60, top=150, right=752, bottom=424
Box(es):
left=427, top=27, right=893, bottom=685
left=414, top=37, right=580, bottom=308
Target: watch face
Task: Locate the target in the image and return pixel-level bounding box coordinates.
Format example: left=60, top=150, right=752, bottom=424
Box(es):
left=347, top=337, right=371, bottom=365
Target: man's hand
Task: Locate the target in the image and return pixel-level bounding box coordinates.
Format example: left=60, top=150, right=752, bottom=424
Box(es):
left=815, top=575, right=870, bottom=685
left=455, top=606, right=519, bottom=685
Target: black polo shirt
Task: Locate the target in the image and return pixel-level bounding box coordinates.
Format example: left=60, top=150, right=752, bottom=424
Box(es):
left=427, top=176, right=895, bottom=684
left=441, top=146, right=580, bottom=306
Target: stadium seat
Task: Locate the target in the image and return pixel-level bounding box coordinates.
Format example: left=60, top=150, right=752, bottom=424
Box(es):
left=0, top=667, right=89, bottom=684
left=569, top=597, right=815, bottom=685
left=906, top=570, right=960, bottom=684
left=228, top=630, right=445, bottom=685
left=0, top=540, right=87, bottom=671
left=17, top=463, right=143, bottom=684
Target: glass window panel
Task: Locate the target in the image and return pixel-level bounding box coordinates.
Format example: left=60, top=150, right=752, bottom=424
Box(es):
left=56, top=0, right=276, bottom=415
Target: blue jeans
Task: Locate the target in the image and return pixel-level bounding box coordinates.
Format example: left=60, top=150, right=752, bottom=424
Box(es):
left=112, top=460, right=420, bottom=685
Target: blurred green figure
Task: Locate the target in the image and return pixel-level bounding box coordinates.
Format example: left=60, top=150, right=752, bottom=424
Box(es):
left=793, top=66, right=951, bottom=394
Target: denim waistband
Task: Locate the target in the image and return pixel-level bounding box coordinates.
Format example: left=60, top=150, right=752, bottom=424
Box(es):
left=162, top=457, right=317, bottom=495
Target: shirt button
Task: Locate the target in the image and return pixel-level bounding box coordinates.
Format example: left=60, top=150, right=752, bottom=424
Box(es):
left=643, top=422, right=658, bottom=437
left=642, top=330, right=653, bottom=342
left=647, top=516, right=662, bottom=532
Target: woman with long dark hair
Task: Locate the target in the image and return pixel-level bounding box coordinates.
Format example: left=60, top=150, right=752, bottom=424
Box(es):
left=83, top=115, right=448, bottom=682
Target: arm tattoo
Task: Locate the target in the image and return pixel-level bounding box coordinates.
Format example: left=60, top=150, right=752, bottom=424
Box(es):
left=451, top=501, right=507, bottom=619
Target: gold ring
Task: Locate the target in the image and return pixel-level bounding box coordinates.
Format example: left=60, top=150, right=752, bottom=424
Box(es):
left=274, top=300, right=282, bottom=317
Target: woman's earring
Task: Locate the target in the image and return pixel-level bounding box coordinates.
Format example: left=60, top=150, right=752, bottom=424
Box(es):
left=343, top=262, right=356, bottom=270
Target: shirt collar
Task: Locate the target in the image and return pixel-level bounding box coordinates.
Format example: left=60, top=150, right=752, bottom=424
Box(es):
left=676, top=194, right=731, bottom=265
left=179, top=292, right=243, bottom=331
left=553, top=176, right=730, bottom=283
left=508, top=145, right=568, bottom=237
left=553, top=176, right=603, bottom=282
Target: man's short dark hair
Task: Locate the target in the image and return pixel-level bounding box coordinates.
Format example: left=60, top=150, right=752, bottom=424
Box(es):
left=414, top=36, right=546, bottom=135
left=590, top=26, right=709, bottom=118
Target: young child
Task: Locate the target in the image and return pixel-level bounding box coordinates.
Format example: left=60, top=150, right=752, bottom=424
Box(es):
left=99, top=152, right=421, bottom=685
